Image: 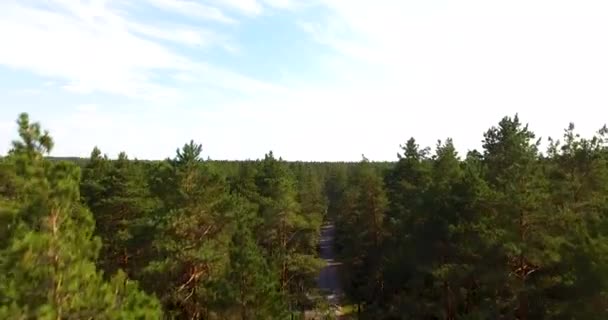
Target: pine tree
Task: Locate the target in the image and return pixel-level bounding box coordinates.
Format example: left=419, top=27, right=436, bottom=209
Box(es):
left=336, top=157, right=388, bottom=312
left=218, top=202, right=286, bottom=319
left=175, top=140, right=203, bottom=165
left=481, top=115, right=557, bottom=319
left=381, top=137, right=433, bottom=316
left=254, top=151, right=324, bottom=314
left=324, top=164, right=348, bottom=222
left=147, top=141, right=234, bottom=319
left=0, top=113, right=161, bottom=319
left=542, top=123, right=608, bottom=318
left=81, top=149, right=160, bottom=280
left=405, top=139, right=464, bottom=319
left=298, top=167, right=327, bottom=228
left=228, top=161, right=259, bottom=202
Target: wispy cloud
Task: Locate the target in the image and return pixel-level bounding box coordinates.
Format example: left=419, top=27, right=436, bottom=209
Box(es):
left=296, top=0, right=608, bottom=156
left=3, top=0, right=608, bottom=161
left=210, top=0, right=300, bottom=16
left=0, top=1, right=189, bottom=98
left=127, top=21, right=220, bottom=47
left=212, top=0, right=263, bottom=16
left=0, top=0, right=281, bottom=100
left=15, top=88, right=42, bottom=96
left=309, top=0, right=608, bottom=71
left=260, top=0, right=300, bottom=10
left=145, top=0, right=236, bottom=24
left=75, top=104, right=98, bottom=113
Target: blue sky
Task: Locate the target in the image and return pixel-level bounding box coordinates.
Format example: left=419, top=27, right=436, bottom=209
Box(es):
left=2, top=0, right=608, bottom=161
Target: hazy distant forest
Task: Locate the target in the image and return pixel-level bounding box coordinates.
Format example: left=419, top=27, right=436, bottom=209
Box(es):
left=3, top=112, right=608, bottom=319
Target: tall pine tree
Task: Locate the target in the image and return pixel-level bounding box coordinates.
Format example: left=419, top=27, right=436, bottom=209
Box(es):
left=0, top=113, right=161, bottom=319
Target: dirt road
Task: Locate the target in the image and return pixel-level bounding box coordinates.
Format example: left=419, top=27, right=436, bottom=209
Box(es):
left=318, top=223, right=341, bottom=307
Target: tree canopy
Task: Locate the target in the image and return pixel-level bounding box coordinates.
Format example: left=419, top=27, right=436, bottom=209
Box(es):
left=2, top=112, right=608, bottom=319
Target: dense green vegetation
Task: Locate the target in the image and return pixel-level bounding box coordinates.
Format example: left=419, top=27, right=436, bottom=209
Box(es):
left=334, top=116, right=608, bottom=319
left=1, top=114, right=330, bottom=319
left=2, top=112, right=608, bottom=319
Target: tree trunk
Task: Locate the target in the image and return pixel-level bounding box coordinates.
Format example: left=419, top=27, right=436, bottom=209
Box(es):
left=444, top=280, right=454, bottom=320
left=50, top=208, right=62, bottom=320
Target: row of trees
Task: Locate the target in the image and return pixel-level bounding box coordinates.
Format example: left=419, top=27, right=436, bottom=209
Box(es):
left=1, top=113, right=331, bottom=319
left=333, top=115, right=608, bottom=319
left=4, top=112, right=608, bottom=319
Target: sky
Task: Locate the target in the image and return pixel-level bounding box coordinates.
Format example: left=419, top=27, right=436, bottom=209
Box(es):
left=1, top=0, right=608, bottom=161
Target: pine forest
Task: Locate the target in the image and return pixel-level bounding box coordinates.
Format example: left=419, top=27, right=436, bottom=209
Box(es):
left=3, top=112, right=608, bottom=319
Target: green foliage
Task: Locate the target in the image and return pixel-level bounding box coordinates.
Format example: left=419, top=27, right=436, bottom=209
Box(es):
left=330, top=116, right=608, bottom=319
left=5, top=111, right=608, bottom=319
left=0, top=113, right=161, bottom=319
left=146, top=144, right=235, bottom=319
left=334, top=157, right=388, bottom=308
left=217, top=203, right=287, bottom=319
left=253, top=152, right=324, bottom=313
left=81, top=148, right=160, bottom=279
left=175, top=140, right=203, bottom=166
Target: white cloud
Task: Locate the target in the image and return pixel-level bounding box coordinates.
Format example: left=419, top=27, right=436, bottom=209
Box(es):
left=212, top=0, right=263, bottom=16
left=260, top=0, right=299, bottom=10
left=15, top=88, right=42, bottom=96
left=312, top=0, right=608, bottom=73
left=127, top=21, right=219, bottom=47
left=0, top=0, right=282, bottom=100
left=210, top=0, right=300, bottom=15
left=4, top=0, right=608, bottom=161
left=145, top=0, right=235, bottom=24
left=0, top=1, right=190, bottom=98
left=297, top=0, right=608, bottom=157
left=75, top=104, right=98, bottom=113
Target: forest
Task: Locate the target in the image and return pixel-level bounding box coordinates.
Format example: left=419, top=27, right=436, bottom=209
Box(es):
left=2, top=112, right=608, bottom=319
